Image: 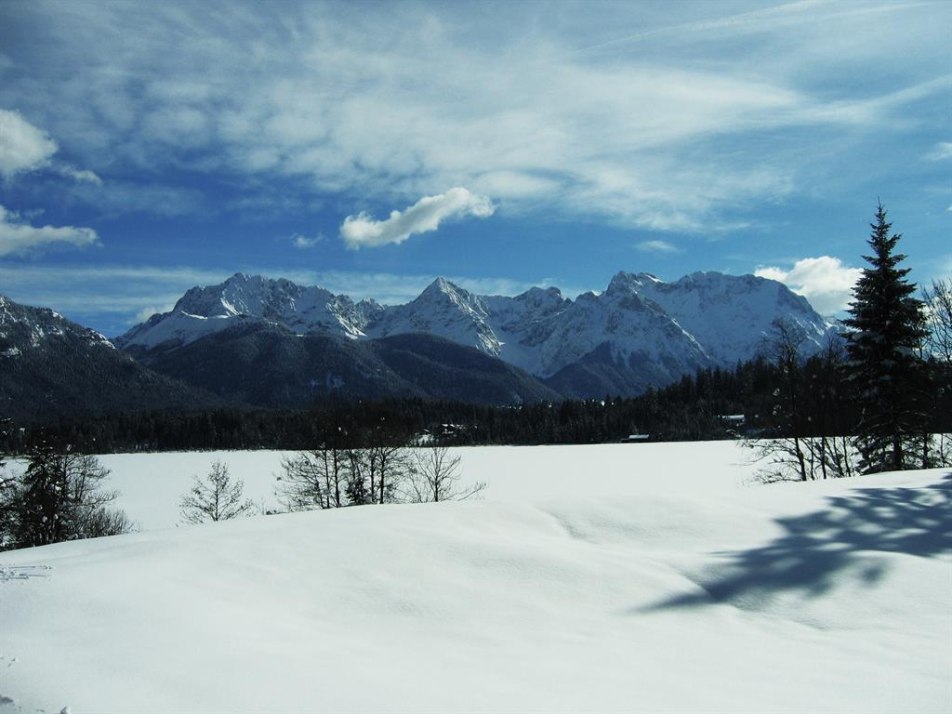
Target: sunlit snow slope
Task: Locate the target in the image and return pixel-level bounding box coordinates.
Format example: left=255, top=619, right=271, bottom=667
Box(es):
left=0, top=443, right=949, bottom=713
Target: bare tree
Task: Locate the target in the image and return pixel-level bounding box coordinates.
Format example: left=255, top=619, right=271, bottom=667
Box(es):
left=922, top=278, right=952, bottom=363
left=921, top=279, right=952, bottom=465
left=363, top=442, right=411, bottom=505
left=746, top=322, right=858, bottom=482
left=276, top=447, right=348, bottom=511
left=180, top=461, right=256, bottom=524
left=404, top=446, right=485, bottom=503
left=278, top=443, right=412, bottom=511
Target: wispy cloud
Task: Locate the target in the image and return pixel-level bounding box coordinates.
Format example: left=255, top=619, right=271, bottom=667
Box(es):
left=755, top=256, right=861, bottom=315
left=55, top=164, right=102, bottom=185
left=291, top=233, right=322, bottom=249
left=0, top=204, right=100, bottom=256
left=3, top=2, right=947, bottom=228
left=341, top=188, right=495, bottom=249
left=637, top=240, right=681, bottom=254
left=926, top=141, right=952, bottom=161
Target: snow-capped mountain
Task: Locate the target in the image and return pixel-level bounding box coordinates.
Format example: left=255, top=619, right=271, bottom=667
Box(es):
left=363, top=271, right=831, bottom=379
left=0, top=293, right=113, bottom=358
left=117, top=273, right=383, bottom=352
left=367, top=278, right=502, bottom=356
left=613, top=271, right=830, bottom=366
left=116, top=270, right=834, bottom=398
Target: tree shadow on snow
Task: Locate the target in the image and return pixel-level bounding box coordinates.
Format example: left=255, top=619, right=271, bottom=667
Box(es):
left=640, top=473, right=951, bottom=613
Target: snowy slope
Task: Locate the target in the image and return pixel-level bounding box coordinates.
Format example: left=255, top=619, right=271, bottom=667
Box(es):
left=1, top=443, right=949, bottom=713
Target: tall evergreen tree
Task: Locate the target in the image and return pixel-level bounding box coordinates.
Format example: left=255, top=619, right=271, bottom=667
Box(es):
left=843, top=203, right=927, bottom=473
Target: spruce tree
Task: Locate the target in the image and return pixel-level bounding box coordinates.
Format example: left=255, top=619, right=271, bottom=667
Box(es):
left=843, top=203, right=927, bottom=473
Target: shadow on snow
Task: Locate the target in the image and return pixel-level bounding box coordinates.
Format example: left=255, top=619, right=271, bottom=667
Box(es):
left=640, top=472, right=951, bottom=612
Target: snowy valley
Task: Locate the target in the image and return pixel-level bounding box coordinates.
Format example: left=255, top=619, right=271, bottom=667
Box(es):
left=1, top=442, right=949, bottom=713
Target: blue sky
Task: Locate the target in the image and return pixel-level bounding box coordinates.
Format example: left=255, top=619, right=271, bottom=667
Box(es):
left=0, top=0, right=949, bottom=337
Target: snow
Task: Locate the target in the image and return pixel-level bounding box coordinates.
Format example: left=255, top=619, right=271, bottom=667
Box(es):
left=0, top=442, right=949, bottom=713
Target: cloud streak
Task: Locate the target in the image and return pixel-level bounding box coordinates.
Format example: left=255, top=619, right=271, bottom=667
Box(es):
left=0, top=204, right=100, bottom=257
left=341, top=188, right=494, bottom=249
left=637, top=240, right=681, bottom=254
left=756, top=256, right=861, bottom=315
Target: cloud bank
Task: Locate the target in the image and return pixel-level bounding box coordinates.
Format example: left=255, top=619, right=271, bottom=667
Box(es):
left=0, top=204, right=100, bottom=256
left=756, top=256, right=861, bottom=315
left=341, top=188, right=495, bottom=249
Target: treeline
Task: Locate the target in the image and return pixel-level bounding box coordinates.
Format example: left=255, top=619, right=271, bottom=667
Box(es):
left=4, top=348, right=948, bottom=455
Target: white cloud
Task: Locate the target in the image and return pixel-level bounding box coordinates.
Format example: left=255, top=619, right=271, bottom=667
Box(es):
left=340, top=188, right=495, bottom=249
left=926, top=141, right=952, bottom=161
left=0, top=109, right=103, bottom=185
left=0, top=109, right=57, bottom=177
left=0, top=204, right=100, bottom=256
left=291, top=233, right=322, bottom=249
left=636, top=240, right=681, bottom=254
left=755, top=256, right=862, bottom=315
left=56, top=164, right=102, bottom=185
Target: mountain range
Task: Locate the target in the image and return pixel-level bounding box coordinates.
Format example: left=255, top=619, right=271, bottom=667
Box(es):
left=1, top=270, right=835, bottom=422
left=118, top=270, right=833, bottom=398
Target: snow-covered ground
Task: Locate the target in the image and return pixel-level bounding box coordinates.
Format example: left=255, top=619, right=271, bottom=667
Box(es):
left=1, top=442, right=949, bottom=713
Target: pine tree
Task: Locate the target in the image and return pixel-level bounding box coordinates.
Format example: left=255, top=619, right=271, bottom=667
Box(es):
left=843, top=203, right=927, bottom=473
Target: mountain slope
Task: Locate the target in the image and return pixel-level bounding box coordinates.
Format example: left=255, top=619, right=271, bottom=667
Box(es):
left=134, top=322, right=561, bottom=408
left=0, top=295, right=222, bottom=422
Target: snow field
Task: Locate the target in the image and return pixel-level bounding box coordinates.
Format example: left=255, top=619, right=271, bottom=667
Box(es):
left=0, top=442, right=949, bottom=713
